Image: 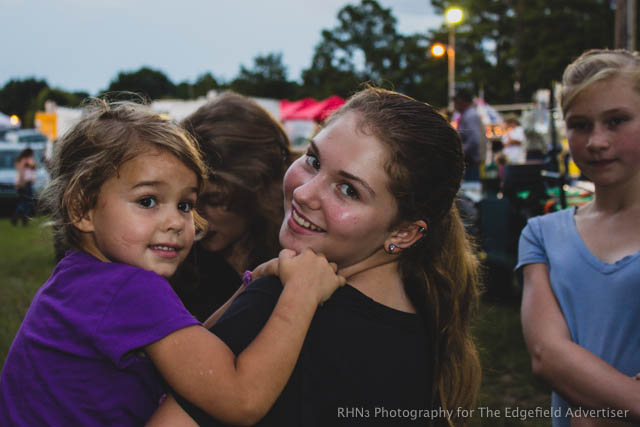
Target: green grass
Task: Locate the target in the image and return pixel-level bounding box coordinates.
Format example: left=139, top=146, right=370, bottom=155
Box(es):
left=0, top=217, right=56, bottom=365
left=470, top=298, right=551, bottom=426
left=0, top=220, right=551, bottom=424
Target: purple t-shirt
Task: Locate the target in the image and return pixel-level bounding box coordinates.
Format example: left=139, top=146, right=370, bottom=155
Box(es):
left=0, top=250, right=199, bottom=425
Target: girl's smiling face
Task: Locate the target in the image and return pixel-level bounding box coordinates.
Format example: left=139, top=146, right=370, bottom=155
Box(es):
left=279, top=112, right=398, bottom=269
left=565, top=75, right=640, bottom=188
left=76, top=147, right=198, bottom=278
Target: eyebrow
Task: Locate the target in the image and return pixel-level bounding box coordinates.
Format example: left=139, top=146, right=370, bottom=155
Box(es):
left=567, top=107, right=630, bottom=119
left=132, top=181, right=198, bottom=194
left=309, top=140, right=376, bottom=199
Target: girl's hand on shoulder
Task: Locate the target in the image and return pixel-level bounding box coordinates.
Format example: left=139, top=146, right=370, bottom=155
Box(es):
left=278, top=248, right=345, bottom=304
left=252, top=257, right=279, bottom=281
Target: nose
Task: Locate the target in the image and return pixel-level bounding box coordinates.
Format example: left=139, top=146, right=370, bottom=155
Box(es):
left=586, top=124, right=611, bottom=152
left=292, top=175, right=322, bottom=211
left=163, top=206, right=185, bottom=234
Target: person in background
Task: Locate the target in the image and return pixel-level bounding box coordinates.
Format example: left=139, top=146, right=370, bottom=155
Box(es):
left=149, top=87, right=482, bottom=426
left=454, top=89, right=486, bottom=180
left=171, top=92, right=295, bottom=321
left=501, top=113, right=525, bottom=164
left=520, top=108, right=548, bottom=161
left=519, top=49, right=640, bottom=426
left=0, top=98, right=344, bottom=426
left=12, top=148, right=36, bottom=226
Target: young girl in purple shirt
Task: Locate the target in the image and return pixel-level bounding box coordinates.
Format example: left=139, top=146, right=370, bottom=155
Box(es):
left=0, top=98, right=344, bottom=426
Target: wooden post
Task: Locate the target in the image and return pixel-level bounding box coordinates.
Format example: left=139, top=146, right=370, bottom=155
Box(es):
left=616, top=0, right=628, bottom=49
left=629, top=0, right=637, bottom=50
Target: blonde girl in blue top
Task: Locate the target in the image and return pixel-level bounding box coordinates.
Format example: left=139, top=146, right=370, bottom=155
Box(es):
left=519, top=49, right=640, bottom=426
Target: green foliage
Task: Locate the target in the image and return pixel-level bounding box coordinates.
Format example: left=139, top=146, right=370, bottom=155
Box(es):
left=174, top=81, right=194, bottom=100
left=430, top=0, right=615, bottom=103
left=301, top=0, right=449, bottom=106
left=230, top=53, right=297, bottom=99
left=192, top=72, right=220, bottom=98
left=104, top=66, right=176, bottom=100
left=23, top=87, right=88, bottom=126
left=0, top=78, right=49, bottom=127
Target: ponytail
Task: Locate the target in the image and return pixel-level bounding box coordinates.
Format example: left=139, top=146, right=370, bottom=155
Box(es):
left=401, top=204, right=481, bottom=426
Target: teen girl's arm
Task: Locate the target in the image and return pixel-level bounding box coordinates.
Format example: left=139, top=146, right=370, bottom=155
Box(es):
left=521, top=263, right=640, bottom=421
left=145, top=248, right=345, bottom=426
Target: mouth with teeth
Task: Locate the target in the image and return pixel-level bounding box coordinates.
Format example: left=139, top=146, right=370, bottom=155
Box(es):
left=149, top=244, right=182, bottom=258
left=292, top=208, right=326, bottom=232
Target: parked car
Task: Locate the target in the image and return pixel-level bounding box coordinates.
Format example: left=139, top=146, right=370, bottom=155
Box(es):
left=2, top=129, right=48, bottom=144
left=0, top=142, right=49, bottom=212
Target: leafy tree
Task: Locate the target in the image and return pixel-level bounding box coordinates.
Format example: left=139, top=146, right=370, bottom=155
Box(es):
left=301, top=0, right=401, bottom=99
left=230, top=53, right=296, bottom=99
left=0, top=78, right=49, bottom=126
left=430, top=0, right=615, bottom=103
left=299, top=0, right=448, bottom=106
left=104, top=66, right=176, bottom=100
left=174, top=81, right=194, bottom=100
left=23, top=87, right=88, bottom=127
left=192, top=72, right=220, bottom=98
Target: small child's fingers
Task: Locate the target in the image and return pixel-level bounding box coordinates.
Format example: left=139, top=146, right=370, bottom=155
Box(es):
left=279, top=248, right=296, bottom=260
left=338, top=275, right=347, bottom=286
left=329, top=262, right=338, bottom=273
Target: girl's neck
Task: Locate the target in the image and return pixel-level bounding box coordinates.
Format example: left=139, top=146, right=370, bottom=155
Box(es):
left=590, top=177, right=640, bottom=214
left=339, top=253, right=415, bottom=313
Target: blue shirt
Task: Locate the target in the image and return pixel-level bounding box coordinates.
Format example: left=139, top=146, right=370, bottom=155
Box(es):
left=517, top=208, right=640, bottom=426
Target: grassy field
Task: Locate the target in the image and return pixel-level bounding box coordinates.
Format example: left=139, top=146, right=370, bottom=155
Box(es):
left=0, top=216, right=551, bottom=425
left=0, top=217, right=56, bottom=365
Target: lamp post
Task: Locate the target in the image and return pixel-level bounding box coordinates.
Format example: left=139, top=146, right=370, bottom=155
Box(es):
left=445, top=7, right=463, bottom=112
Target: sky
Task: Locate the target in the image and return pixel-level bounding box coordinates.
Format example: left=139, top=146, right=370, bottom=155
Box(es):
left=0, top=0, right=442, bottom=95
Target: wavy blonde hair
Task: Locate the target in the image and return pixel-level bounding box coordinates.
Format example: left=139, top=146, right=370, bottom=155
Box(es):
left=561, top=49, right=640, bottom=114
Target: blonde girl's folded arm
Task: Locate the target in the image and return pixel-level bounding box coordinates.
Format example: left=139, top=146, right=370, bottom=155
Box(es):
left=521, top=263, right=640, bottom=420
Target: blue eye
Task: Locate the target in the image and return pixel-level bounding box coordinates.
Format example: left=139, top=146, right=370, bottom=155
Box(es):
left=567, top=121, right=590, bottom=132
left=178, top=201, right=194, bottom=213
left=606, top=116, right=627, bottom=129
left=138, top=196, right=156, bottom=208
left=339, top=183, right=359, bottom=199
left=305, top=154, right=320, bottom=170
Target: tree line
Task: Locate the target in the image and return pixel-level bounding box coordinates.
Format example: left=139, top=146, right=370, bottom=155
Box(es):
left=1, top=0, right=622, bottom=127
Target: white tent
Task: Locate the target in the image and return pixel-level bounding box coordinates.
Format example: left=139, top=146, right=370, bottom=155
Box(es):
left=0, top=111, right=12, bottom=129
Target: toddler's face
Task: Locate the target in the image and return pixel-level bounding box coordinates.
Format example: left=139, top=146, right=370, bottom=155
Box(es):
left=76, top=147, right=198, bottom=278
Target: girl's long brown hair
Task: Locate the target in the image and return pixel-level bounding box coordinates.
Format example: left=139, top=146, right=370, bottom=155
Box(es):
left=181, top=91, right=294, bottom=268
left=326, top=87, right=481, bottom=425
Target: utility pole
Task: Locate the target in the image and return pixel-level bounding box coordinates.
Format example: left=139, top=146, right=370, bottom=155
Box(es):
left=615, top=0, right=637, bottom=49
left=629, top=0, right=637, bottom=50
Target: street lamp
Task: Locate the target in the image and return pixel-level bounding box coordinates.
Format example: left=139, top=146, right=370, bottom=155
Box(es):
left=445, top=7, right=463, bottom=112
